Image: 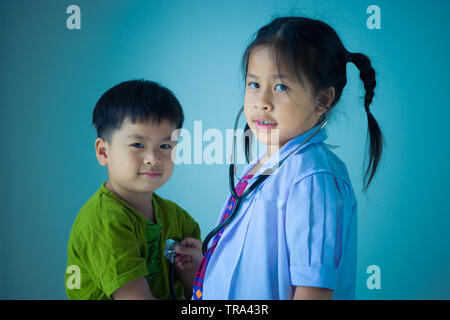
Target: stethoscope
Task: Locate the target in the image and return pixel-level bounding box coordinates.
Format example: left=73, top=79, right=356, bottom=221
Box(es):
left=201, top=105, right=329, bottom=255
left=164, top=104, right=329, bottom=300
left=164, top=238, right=179, bottom=300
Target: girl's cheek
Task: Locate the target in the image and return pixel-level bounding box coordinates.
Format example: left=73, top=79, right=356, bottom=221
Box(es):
left=243, top=105, right=253, bottom=120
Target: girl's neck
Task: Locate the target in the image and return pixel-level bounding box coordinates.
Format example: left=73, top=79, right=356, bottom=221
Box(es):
left=248, top=144, right=282, bottom=176
left=265, top=140, right=288, bottom=160
left=265, top=145, right=279, bottom=160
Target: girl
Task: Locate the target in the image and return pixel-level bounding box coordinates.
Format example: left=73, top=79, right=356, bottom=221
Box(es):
left=175, top=16, right=383, bottom=300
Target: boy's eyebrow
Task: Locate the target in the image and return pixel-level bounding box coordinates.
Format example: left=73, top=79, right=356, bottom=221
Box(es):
left=247, top=73, right=293, bottom=80
left=126, top=134, right=148, bottom=140
left=126, top=134, right=173, bottom=141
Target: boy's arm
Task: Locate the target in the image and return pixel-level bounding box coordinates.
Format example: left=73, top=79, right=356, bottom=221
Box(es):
left=174, top=266, right=196, bottom=299
left=111, top=277, right=157, bottom=300
left=173, top=237, right=203, bottom=299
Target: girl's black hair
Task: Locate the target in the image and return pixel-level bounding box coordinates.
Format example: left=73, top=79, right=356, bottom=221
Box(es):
left=92, top=79, right=184, bottom=142
left=241, top=16, right=383, bottom=191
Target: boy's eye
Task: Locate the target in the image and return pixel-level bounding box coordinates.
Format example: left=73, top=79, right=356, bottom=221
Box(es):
left=275, top=84, right=288, bottom=92
left=130, top=143, right=144, bottom=149
left=247, top=82, right=260, bottom=89
left=160, top=144, right=172, bottom=150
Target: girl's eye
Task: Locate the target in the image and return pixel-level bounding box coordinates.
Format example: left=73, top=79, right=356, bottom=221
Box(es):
left=130, top=143, right=144, bottom=149
left=160, top=144, right=172, bottom=150
left=247, top=82, right=260, bottom=89
left=275, top=84, right=288, bottom=92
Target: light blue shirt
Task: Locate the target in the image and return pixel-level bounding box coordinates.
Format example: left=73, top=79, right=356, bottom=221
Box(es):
left=202, top=124, right=358, bottom=300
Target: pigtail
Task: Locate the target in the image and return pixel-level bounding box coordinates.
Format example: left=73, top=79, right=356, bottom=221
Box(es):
left=349, top=52, right=384, bottom=191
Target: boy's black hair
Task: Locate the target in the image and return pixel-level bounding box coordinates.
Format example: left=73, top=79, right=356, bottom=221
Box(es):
left=241, top=16, right=383, bottom=192
left=92, top=79, right=184, bottom=142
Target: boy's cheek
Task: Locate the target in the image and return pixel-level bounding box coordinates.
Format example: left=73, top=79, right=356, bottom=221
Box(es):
left=166, top=163, right=175, bottom=175
left=164, top=163, right=175, bottom=179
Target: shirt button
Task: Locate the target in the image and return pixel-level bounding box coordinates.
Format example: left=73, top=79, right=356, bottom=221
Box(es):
left=277, top=199, right=285, bottom=210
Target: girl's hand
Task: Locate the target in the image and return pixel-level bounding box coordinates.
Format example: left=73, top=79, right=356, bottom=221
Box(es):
left=174, top=237, right=203, bottom=270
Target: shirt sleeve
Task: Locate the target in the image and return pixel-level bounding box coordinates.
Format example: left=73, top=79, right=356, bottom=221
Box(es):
left=180, top=208, right=202, bottom=241
left=285, top=172, right=354, bottom=290
left=84, top=211, right=148, bottom=298
left=189, top=223, right=201, bottom=241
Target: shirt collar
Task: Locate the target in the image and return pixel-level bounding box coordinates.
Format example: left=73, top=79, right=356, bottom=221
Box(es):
left=243, top=123, right=328, bottom=178
left=101, top=182, right=162, bottom=226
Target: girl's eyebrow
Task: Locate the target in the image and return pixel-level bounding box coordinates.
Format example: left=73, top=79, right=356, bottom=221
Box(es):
left=247, top=73, right=292, bottom=80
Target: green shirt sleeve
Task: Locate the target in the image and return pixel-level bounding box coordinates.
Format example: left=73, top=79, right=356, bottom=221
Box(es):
left=83, top=206, right=148, bottom=298
left=180, top=207, right=201, bottom=241
left=188, top=217, right=201, bottom=241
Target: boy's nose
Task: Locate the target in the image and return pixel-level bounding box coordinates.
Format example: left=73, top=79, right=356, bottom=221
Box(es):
left=143, top=153, right=162, bottom=166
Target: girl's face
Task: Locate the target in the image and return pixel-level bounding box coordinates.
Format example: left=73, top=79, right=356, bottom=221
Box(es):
left=244, top=45, right=330, bottom=152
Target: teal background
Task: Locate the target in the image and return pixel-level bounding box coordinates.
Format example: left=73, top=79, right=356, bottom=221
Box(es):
left=1, top=0, right=449, bottom=299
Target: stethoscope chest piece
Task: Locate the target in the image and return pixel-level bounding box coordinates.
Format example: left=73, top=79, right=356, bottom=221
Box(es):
left=164, top=239, right=180, bottom=300
left=164, top=239, right=179, bottom=263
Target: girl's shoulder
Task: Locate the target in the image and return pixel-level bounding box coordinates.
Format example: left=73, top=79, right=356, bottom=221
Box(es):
left=284, top=142, right=352, bottom=186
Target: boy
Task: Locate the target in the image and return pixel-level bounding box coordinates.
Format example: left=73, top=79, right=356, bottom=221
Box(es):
left=65, top=79, right=200, bottom=300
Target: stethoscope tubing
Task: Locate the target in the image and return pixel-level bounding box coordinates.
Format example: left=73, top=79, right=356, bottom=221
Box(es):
left=201, top=106, right=329, bottom=255
left=201, top=166, right=269, bottom=254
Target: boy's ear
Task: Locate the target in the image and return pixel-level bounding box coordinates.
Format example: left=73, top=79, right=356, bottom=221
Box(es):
left=95, top=138, right=109, bottom=166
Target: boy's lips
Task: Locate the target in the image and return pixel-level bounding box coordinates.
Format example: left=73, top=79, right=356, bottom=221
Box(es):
left=140, top=172, right=162, bottom=177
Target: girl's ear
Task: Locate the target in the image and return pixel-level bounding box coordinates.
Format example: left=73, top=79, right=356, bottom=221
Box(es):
left=95, top=138, right=109, bottom=166
left=315, top=87, right=335, bottom=116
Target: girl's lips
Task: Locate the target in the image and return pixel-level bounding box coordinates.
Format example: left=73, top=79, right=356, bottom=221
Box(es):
left=253, top=120, right=278, bottom=130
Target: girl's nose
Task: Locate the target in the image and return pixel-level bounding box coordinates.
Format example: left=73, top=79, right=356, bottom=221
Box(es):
left=254, top=89, right=273, bottom=111
left=254, top=102, right=273, bottom=111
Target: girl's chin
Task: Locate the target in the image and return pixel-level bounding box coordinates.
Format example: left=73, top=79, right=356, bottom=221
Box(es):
left=253, top=132, right=282, bottom=145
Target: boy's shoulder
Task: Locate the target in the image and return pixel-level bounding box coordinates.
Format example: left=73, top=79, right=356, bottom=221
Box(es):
left=152, top=193, right=201, bottom=238
left=70, top=184, right=144, bottom=239
left=153, top=192, right=196, bottom=222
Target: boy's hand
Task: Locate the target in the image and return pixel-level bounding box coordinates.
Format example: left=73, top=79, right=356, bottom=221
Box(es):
left=174, top=237, right=203, bottom=270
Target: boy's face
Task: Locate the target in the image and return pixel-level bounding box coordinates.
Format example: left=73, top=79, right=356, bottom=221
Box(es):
left=95, top=117, right=178, bottom=195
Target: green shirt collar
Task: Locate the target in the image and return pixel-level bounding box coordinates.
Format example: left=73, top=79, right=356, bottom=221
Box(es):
left=100, top=182, right=162, bottom=226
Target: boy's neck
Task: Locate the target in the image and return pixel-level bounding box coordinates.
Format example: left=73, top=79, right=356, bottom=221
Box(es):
left=105, top=180, right=155, bottom=223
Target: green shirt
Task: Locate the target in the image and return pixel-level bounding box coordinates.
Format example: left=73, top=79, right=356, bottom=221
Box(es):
left=65, top=183, right=201, bottom=300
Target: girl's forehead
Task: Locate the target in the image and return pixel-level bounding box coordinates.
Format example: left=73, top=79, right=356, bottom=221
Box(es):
left=247, top=45, right=314, bottom=94
left=248, top=46, right=280, bottom=71
left=248, top=45, right=298, bottom=79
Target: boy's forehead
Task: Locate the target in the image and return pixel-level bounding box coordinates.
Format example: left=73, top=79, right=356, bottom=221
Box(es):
left=116, top=117, right=177, bottom=140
